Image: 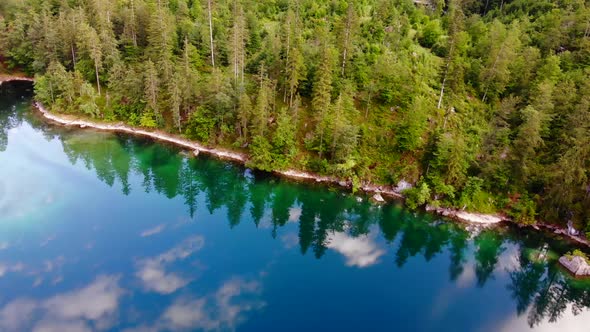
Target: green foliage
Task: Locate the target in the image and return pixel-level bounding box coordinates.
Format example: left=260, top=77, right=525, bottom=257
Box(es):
left=33, top=75, right=53, bottom=105
left=351, top=174, right=361, bottom=194
left=396, top=95, right=430, bottom=152
left=271, top=108, right=297, bottom=169
left=185, top=107, right=216, bottom=142
left=458, top=177, right=482, bottom=208
left=78, top=83, right=100, bottom=118
left=565, top=249, right=590, bottom=264
left=139, top=110, right=157, bottom=128
left=508, top=195, right=537, bottom=225
left=248, top=135, right=274, bottom=171
left=419, top=19, right=443, bottom=49
left=307, top=157, right=330, bottom=174
left=404, top=181, right=431, bottom=210
left=4, top=0, right=590, bottom=231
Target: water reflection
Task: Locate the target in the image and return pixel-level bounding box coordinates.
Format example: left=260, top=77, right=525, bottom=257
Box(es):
left=2, top=82, right=590, bottom=331
left=0, top=275, right=123, bottom=332
left=124, top=277, right=264, bottom=332
left=136, top=236, right=205, bottom=294
left=46, top=111, right=590, bottom=329
left=326, top=230, right=385, bottom=268
left=0, top=83, right=30, bottom=152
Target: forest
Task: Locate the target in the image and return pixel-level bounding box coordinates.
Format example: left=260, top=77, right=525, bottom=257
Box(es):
left=1, top=0, right=589, bottom=232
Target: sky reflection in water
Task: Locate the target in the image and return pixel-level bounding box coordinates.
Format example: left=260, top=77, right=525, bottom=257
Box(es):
left=1, top=83, right=590, bottom=332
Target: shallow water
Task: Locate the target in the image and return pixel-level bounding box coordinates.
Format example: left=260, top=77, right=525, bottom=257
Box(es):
left=1, top=82, right=589, bottom=332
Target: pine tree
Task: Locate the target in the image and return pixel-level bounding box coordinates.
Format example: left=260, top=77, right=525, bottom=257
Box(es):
left=229, top=0, right=247, bottom=84
left=86, top=27, right=103, bottom=95
left=513, top=106, right=546, bottom=183
left=251, top=69, right=272, bottom=137
left=337, top=2, right=358, bottom=77
left=144, top=60, right=160, bottom=125
left=237, top=90, right=252, bottom=139
left=480, top=20, right=522, bottom=102
left=312, top=33, right=334, bottom=158
left=329, top=88, right=358, bottom=162
left=169, top=73, right=182, bottom=132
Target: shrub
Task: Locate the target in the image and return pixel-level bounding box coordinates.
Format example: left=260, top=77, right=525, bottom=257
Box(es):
left=247, top=135, right=274, bottom=172
left=184, top=107, right=216, bottom=142
left=404, top=181, right=431, bottom=210
left=508, top=195, right=537, bottom=225
left=139, top=110, right=157, bottom=128
left=566, top=249, right=590, bottom=264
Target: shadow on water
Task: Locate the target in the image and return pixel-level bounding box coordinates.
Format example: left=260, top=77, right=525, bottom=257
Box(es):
left=2, top=81, right=590, bottom=330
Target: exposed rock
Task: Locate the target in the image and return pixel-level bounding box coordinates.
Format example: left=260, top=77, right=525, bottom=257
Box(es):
left=567, top=220, right=579, bottom=236
left=427, top=206, right=504, bottom=225
left=425, top=205, right=436, bottom=212
left=559, top=255, right=590, bottom=277
left=372, top=193, right=385, bottom=203
left=0, top=75, right=34, bottom=84
left=395, top=180, right=412, bottom=192
left=454, top=211, right=504, bottom=224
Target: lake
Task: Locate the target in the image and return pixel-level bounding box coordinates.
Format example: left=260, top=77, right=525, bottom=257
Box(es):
left=1, top=81, right=590, bottom=331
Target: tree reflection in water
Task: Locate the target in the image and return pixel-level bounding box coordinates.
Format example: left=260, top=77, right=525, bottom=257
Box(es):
left=54, top=126, right=590, bottom=328
left=3, top=81, right=590, bottom=329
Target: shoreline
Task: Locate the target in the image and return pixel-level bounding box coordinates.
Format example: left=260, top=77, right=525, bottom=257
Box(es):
left=2, top=77, right=588, bottom=246
left=0, top=75, right=34, bottom=84
left=38, top=103, right=590, bottom=247
left=33, top=101, right=507, bottom=226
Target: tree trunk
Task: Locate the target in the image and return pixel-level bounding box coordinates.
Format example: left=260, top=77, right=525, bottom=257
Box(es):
left=365, top=88, right=372, bottom=119
left=208, top=0, right=215, bottom=67
left=131, top=0, right=137, bottom=46
left=284, top=17, right=291, bottom=103
left=49, top=80, right=54, bottom=103
left=482, top=43, right=505, bottom=103
left=341, top=10, right=352, bottom=77
left=71, top=45, right=76, bottom=67
left=95, top=61, right=101, bottom=95
left=438, top=63, right=449, bottom=109
left=289, top=84, right=294, bottom=108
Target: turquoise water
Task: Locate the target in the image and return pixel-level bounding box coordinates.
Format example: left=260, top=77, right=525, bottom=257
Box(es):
left=1, top=82, right=590, bottom=331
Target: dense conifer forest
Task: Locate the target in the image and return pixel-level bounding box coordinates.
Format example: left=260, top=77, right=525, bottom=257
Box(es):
left=1, top=0, right=589, bottom=232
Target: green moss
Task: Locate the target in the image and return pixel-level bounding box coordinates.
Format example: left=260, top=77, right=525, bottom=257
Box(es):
left=565, top=249, right=590, bottom=264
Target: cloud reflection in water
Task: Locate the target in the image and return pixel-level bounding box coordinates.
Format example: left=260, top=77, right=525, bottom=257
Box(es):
left=326, top=231, right=385, bottom=268
left=125, top=277, right=265, bottom=332
left=135, top=236, right=205, bottom=294
left=0, top=275, right=123, bottom=332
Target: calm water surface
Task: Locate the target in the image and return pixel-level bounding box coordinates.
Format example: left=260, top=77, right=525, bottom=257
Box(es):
left=1, top=82, right=590, bottom=331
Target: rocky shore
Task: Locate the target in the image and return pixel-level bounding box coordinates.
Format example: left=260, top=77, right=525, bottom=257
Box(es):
left=35, top=101, right=511, bottom=226
left=0, top=75, right=34, bottom=84
left=559, top=255, right=590, bottom=277
left=0, top=76, right=581, bottom=241
left=36, top=102, right=248, bottom=162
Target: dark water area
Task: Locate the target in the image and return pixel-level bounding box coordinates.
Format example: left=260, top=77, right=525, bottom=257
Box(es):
left=1, top=82, right=590, bottom=331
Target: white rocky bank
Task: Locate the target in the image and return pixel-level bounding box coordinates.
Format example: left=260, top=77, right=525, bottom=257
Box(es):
left=35, top=101, right=508, bottom=225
